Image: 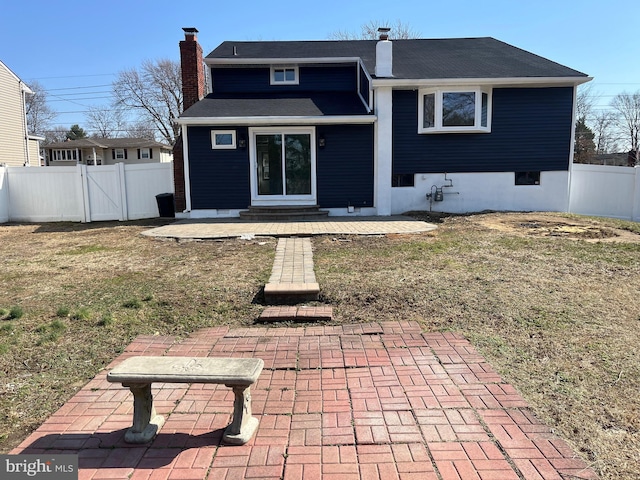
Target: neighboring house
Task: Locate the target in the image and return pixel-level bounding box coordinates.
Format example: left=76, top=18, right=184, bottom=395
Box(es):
left=45, top=138, right=173, bottom=166
left=0, top=60, right=43, bottom=167
left=173, top=28, right=590, bottom=218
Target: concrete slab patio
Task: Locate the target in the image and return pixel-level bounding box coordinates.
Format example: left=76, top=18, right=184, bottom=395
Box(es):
left=11, top=321, right=598, bottom=480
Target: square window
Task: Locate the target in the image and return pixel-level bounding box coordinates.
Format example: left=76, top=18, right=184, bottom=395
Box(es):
left=270, top=66, right=299, bottom=85
left=211, top=130, right=236, bottom=149
left=140, top=148, right=151, bottom=159
left=115, top=149, right=125, bottom=159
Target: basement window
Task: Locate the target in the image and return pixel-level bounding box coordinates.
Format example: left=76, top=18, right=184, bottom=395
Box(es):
left=515, top=171, right=540, bottom=185
left=392, top=174, right=415, bottom=187
left=418, top=87, right=491, bottom=133
left=211, top=130, right=236, bottom=149
left=270, top=66, right=299, bottom=85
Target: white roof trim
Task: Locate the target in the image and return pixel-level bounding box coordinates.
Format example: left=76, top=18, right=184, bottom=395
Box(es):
left=372, top=76, right=593, bottom=88
left=207, top=57, right=363, bottom=65
left=177, top=115, right=377, bottom=126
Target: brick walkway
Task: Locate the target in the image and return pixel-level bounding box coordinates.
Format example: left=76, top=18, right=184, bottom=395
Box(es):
left=263, top=238, right=320, bottom=304
left=11, top=321, right=598, bottom=480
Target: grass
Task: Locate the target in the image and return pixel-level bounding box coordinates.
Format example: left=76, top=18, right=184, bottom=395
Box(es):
left=0, top=214, right=639, bottom=479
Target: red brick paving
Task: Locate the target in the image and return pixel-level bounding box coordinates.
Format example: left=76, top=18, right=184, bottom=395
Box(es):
left=11, top=321, right=598, bottom=479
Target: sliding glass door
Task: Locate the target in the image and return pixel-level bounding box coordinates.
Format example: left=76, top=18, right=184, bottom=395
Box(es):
left=251, top=128, right=316, bottom=205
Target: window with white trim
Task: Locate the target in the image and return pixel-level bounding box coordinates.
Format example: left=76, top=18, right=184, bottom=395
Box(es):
left=418, top=87, right=492, bottom=133
left=211, top=130, right=236, bottom=149
left=270, top=66, right=298, bottom=85
left=114, top=148, right=126, bottom=159
left=52, top=149, right=78, bottom=161
left=139, top=148, right=151, bottom=159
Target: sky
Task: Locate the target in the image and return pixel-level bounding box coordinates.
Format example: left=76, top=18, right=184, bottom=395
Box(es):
left=1, top=0, right=638, bottom=132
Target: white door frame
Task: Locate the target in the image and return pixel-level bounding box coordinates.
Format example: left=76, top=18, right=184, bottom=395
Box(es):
left=249, top=126, right=317, bottom=206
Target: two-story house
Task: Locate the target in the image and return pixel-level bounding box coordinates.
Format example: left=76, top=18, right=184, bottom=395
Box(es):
left=173, top=28, right=590, bottom=218
left=0, top=60, right=43, bottom=167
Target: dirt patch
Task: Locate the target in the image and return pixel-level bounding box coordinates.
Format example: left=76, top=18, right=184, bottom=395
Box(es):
left=472, top=212, right=640, bottom=242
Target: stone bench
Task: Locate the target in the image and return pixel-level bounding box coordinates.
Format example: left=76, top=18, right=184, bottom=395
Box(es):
left=106, top=356, right=264, bottom=445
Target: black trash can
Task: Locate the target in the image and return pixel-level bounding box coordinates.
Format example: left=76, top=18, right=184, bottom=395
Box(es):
left=155, top=193, right=175, bottom=218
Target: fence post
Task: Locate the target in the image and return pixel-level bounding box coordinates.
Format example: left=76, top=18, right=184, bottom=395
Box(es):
left=78, top=164, right=90, bottom=223
left=633, top=166, right=640, bottom=222
left=117, top=162, right=128, bottom=221
left=0, top=166, right=8, bottom=223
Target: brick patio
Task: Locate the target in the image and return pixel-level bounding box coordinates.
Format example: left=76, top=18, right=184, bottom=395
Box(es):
left=10, top=321, right=598, bottom=480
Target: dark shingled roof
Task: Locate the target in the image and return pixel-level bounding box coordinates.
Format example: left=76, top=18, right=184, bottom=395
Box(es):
left=45, top=138, right=172, bottom=149
left=208, top=37, right=587, bottom=80
left=182, top=92, right=370, bottom=118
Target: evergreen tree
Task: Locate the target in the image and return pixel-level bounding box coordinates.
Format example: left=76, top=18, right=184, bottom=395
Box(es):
left=66, top=124, right=87, bottom=141
left=574, top=117, right=596, bottom=163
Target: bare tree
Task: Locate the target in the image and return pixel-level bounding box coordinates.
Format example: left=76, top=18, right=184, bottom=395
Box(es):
left=576, top=84, right=598, bottom=122
left=592, top=110, right=619, bottom=154
left=85, top=105, right=127, bottom=138
left=25, top=80, right=57, bottom=136
left=611, top=91, right=640, bottom=164
left=44, top=126, right=68, bottom=144
left=126, top=120, right=158, bottom=141
left=329, top=19, right=421, bottom=40
left=113, top=59, right=182, bottom=145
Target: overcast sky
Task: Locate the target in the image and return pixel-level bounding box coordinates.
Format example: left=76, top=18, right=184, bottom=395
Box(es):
left=2, top=0, right=638, bottom=129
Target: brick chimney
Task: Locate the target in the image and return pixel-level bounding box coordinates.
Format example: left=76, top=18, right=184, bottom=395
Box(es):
left=174, top=27, right=205, bottom=214
left=180, top=27, right=205, bottom=111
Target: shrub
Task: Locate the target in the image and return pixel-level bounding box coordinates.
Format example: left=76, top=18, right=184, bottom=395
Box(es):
left=8, top=306, right=24, bottom=320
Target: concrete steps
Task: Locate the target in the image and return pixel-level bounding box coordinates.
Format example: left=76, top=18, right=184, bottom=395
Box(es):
left=239, top=205, right=329, bottom=221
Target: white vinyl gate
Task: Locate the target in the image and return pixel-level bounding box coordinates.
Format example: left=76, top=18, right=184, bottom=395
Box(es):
left=0, top=163, right=174, bottom=223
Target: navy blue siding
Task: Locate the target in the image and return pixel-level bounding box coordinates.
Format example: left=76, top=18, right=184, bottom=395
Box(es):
left=392, top=87, right=575, bottom=174
left=187, top=126, right=250, bottom=209
left=317, top=124, right=374, bottom=208
left=212, top=65, right=357, bottom=93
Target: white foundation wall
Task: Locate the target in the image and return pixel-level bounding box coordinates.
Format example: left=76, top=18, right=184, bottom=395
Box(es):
left=391, top=171, right=570, bottom=215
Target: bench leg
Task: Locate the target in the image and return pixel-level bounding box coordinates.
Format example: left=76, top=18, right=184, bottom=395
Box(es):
left=123, top=383, right=165, bottom=444
left=223, top=385, right=259, bottom=445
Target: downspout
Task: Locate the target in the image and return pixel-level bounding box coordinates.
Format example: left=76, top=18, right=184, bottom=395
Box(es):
left=20, top=81, right=31, bottom=166
left=182, top=124, right=192, bottom=212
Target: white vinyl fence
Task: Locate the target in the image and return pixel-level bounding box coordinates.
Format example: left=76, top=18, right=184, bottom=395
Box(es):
left=0, top=163, right=174, bottom=223
left=569, top=164, right=640, bottom=222
left=1, top=162, right=639, bottom=224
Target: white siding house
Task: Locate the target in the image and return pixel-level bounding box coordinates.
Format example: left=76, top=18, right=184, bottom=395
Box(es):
left=0, top=60, right=42, bottom=167
left=45, top=138, right=173, bottom=167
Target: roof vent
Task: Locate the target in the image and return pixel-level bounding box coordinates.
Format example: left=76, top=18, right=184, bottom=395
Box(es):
left=233, top=45, right=237, bottom=56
